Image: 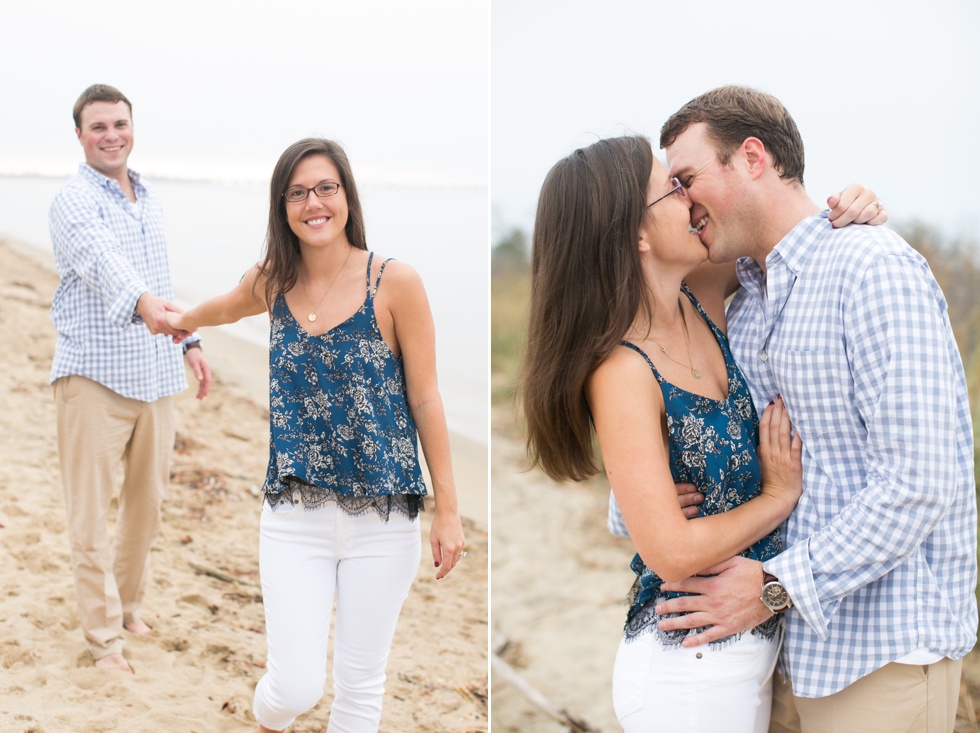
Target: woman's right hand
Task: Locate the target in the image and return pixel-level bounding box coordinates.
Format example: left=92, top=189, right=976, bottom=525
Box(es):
left=758, top=396, right=803, bottom=516
left=166, top=310, right=187, bottom=331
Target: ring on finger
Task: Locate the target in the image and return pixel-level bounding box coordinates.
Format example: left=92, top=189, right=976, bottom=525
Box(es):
left=872, top=200, right=884, bottom=212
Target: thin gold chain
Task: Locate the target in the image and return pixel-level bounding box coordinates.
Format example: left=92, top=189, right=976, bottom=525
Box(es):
left=302, top=246, right=353, bottom=323
left=649, top=298, right=702, bottom=379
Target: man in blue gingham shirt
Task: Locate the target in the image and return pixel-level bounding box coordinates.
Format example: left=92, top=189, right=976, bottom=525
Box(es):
left=727, top=213, right=977, bottom=688
left=49, top=85, right=211, bottom=673
left=50, top=161, right=192, bottom=400
left=651, top=86, right=976, bottom=731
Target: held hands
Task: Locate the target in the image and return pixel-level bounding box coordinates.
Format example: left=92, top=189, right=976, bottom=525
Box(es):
left=758, top=396, right=803, bottom=517
left=165, top=309, right=191, bottom=338
left=431, top=509, right=466, bottom=580
left=137, top=292, right=192, bottom=341
left=827, top=184, right=888, bottom=228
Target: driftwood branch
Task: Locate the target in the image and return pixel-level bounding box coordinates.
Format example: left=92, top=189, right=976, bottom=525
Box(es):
left=492, top=652, right=601, bottom=733
left=189, top=561, right=260, bottom=588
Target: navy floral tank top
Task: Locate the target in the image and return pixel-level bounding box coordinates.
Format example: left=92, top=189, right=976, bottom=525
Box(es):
left=262, top=252, right=427, bottom=519
left=621, top=285, right=780, bottom=646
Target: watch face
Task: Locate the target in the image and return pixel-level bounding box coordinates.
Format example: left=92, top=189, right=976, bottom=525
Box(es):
left=762, top=582, right=790, bottom=610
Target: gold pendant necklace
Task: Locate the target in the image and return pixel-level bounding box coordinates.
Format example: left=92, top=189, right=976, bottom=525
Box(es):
left=650, top=298, right=702, bottom=379
left=303, top=247, right=353, bottom=322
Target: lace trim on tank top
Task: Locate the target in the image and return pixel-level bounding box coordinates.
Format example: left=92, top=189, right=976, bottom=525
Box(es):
left=265, top=476, right=422, bottom=521
left=624, top=585, right=781, bottom=649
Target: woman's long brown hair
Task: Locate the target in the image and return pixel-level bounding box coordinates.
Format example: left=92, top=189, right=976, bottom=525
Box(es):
left=257, top=138, right=368, bottom=309
left=520, top=135, right=653, bottom=483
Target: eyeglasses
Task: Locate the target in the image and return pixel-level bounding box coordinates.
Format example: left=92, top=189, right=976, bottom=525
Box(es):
left=283, top=181, right=342, bottom=203
left=645, top=177, right=685, bottom=210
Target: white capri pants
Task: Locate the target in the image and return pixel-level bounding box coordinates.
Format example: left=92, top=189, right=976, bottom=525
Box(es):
left=252, top=499, right=421, bottom=732
left=613, top=627, right=780, bottom=733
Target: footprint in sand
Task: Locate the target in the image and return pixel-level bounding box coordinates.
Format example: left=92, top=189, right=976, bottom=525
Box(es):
left=163, top=637, right=190, bottom=652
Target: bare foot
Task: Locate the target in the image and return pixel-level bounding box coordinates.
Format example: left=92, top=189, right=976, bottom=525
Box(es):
left=94, top=653, right=133, bottom=674
left=124, top=617, right=152, bottom=635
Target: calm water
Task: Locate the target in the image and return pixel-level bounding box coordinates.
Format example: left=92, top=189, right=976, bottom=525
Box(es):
left=0, top=174, right=488, bottom=445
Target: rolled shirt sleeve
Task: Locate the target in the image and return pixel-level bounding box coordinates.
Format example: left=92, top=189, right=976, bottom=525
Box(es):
left=49, top=189, right=149, bottom=329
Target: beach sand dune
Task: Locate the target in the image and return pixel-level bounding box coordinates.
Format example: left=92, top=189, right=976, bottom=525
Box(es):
left=0, top=239, right=487, bottom=732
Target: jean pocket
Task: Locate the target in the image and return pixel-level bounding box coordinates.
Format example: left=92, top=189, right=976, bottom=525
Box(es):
left=261, top=494, right=297, bottom=516
left=612, top=633, right=657, bottom=721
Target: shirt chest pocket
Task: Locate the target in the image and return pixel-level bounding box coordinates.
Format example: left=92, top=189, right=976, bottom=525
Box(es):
left=773, top=349, right=851, bottom=441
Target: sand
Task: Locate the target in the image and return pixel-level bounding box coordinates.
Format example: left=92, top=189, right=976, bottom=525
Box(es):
left=0, top=237, right=488, bottom=733
left=489, top=404, right=633, bottom=733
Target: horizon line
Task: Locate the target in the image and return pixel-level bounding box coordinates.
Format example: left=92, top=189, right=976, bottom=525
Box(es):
left=0, top=170, right=488, bottom=192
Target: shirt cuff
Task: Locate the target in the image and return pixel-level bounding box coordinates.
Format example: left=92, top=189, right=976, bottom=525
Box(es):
left=765, top=539, right=833, bottom=640
left=115, top=284, right=151, bottom=329
left=181, top=336, right=202, bottom=353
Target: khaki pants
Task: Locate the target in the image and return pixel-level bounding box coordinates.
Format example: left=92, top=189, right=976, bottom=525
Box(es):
left=54, top=376, right=175, bottom=660
left=771, top=657, right=962, bottom=733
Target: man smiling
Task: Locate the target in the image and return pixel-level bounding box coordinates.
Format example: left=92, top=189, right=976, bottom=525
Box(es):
left=655, top=85, right=977, bottom=733
left=49, top=84, right=212, bottom=673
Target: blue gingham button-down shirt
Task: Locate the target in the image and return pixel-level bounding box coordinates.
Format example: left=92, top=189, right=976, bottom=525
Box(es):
left=727, top=212, right=977, bottom=698
left=49, top=163, right=187, bottom=402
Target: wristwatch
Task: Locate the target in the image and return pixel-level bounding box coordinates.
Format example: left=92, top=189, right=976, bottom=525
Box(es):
left=760, top=573, right=793, bottom=613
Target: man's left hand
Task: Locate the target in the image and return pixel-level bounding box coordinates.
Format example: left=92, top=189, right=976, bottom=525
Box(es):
left=656, top=556, right=773, bottom=647
left=184, top=347, right=212, bottom=400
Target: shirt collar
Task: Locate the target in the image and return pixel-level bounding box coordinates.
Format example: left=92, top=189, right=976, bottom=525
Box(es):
left=768, top=211, right=830, bottom=275
left=735, top=254, right=763, bottom=294
left=735, top=211, right=832, bottom=289
left=78, top=162, right=143, bottom=194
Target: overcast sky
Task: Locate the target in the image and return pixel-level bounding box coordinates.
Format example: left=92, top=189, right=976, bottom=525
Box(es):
left=492, top=0, right=980, bottom=243
left=3, top=2, right=977, bottom=243
left=0, top=1, right=488, bottom=187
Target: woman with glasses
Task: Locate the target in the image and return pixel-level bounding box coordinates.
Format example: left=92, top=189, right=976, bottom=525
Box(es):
left=167, top=138, right=465, bottom=733
left=520, top=136, right=883, bottom=732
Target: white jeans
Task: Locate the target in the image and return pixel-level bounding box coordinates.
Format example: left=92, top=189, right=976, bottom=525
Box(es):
left=613, top=629, right=780, bottom=733
left=252, top=499, right=421, bottom=732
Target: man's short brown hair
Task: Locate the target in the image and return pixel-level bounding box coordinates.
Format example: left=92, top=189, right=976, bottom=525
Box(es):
left=73, top=84, right=133, bottom=129
left=660, top=85, right=806, bottom=186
